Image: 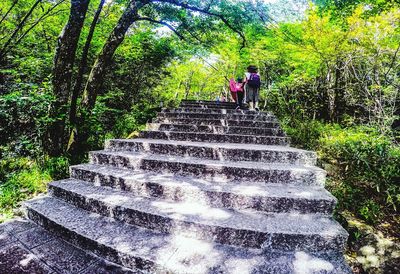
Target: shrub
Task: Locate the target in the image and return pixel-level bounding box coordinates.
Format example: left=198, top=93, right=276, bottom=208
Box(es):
left=281, top=118, right=327, bottom=149
left=41, top=156, right=70, bottom=180
left=0, top=88, right=54, bottom=157
left=111, top=103, right=158, bottom=139
left=319, top=126, right=400, bottom=217
left=282, top=119, right=399, bottom=224
left=0, top=157, right=51, bottom=222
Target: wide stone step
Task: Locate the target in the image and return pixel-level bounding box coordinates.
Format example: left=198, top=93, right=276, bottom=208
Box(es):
left=105, top=138, right=314, bottom=165
left=25, top=197, right=351, bottom=273
left=140, top=130, right=290, bottom=146
left=181, top=99, right=237, bottom=104
left=180, top=100, right=239, bottom=107
left=148, top=123, right=285, bottom=137
left=70, top=164, right=337, bottom=214
left=89, top=151, right=326, bottom=186
left=162, top=107, right=272, bottom=115
left=156, top=112, right=278, bottom=122
left=154, top=118, right=280, bottom=129
left=48, top=179, right=347, bottom=252
left=180, top=104, right=241, bottom=110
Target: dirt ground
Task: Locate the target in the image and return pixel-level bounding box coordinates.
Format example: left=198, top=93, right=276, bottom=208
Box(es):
left=341, top=211, right=400, bottom=274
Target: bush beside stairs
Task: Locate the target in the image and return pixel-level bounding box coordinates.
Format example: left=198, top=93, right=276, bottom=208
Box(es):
left=0, top=100, right=351, bottom=273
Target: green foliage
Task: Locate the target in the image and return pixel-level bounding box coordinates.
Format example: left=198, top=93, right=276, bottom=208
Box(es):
left=0, top=157, right=51, bottom=222
left=41, top=156, right=70, bottom=181
left=316, top=0, right=398, bottom=18
left=111, top=103, right=159, bottom=139
left=359, top=199, right=382, bottom=224
left=284, top=119, right=400, bottom=224
left=319, top=126, right=400, bottom=215
left=0, top=86, right=54, bottom=157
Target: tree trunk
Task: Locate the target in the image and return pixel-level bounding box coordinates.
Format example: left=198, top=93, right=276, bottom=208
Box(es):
left=69, top=0, right=105, bottom=125
left=334, top=59, right=345, bottom=122
left=69, top=0, right=147, bottom=160
left=46, top=0, right=90, bottom=157
left=81, top=0, right=147, bottom=110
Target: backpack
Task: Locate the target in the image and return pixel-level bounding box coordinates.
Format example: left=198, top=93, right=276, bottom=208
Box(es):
left=247, top=73, right=261, bottom=89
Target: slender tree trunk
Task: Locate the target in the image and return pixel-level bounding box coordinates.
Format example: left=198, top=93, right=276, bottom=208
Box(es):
left=82, top=0, right=148, bottom=110
left=334, top=59, right=345, bottom=121
left=69, top=0, right=148, bottom=159
left=0, top=0, right=19, bottom=27
left=70, top=0, right=105, bottom=125
left=46, top=0, right=90, bottom=157
left=0, top=0, right=42, bottom=60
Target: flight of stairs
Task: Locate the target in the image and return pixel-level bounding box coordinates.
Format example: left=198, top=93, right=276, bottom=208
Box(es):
left=23, top=100, right=351, bottom=273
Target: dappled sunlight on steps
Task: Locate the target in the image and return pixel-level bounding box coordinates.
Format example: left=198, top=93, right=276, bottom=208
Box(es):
left=1, top=100, right=351, bottom=273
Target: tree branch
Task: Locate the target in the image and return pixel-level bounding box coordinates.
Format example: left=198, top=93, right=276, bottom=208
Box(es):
left=12, top=0, right=66, bottom=49
left=0, top=0, right=42, bottom=60
left=153, top=0, right=246, bottom=50
left=70, top=0, right=106, bottom=125
left=0, top=0, right=19, bottom=26
left=136, top=16, right=185, bottom=40
left=384, top=43, right=400, bottom=82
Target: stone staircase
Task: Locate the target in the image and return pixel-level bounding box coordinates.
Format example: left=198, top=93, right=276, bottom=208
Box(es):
left=20, top=100, right=350, bottom=273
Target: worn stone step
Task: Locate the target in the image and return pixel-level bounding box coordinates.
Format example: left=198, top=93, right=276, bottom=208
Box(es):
left=48, top=179, right=347, bottom=252
left=180, top=100, right=239, bottom=107
left=180, top=103, right=241, bottom=109
left=89, top=151, right=326, bottom=186
left=105, top=138, right=313, bottom=165
left=162, top=107, right=272, bottom=115
left=153, top=118, right=280, bottom=129
left=25, top=197, right=351, bottom=273
left=156, top=112, right=278, bottom=122
left=140, top=130, right=290, bottom=146
left=70, top=164, right=337, bottom=214
left=148, top=123, right=285, bottom=136
left=181, top=99, right=237, bottom=104
left=179, top=101, right=248, bottom=110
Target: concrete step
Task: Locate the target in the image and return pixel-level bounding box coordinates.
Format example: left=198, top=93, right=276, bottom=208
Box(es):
left=162, top=107, right=271, bottom=115
left=180, top=104, right=242, bottom=110
left=105, top=138, right=314, bottom=165
left=181, top=99, right=237, bottom=104
left=89, top=151, right=326, bottom=186
left=48, top=179, right=347, bottom=252
left=25, top=197, right=351, bottom=273
left=139, top=130, right=290, bottom=146
left=70, top=163, right=337, bottom=214
left=157, top=111, right=278, bottom=122
left=148, top=123, right=285, bottom=136
left=180, top=100, right=239, bottom=107
left=153, top=117, right=280, bottom=128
